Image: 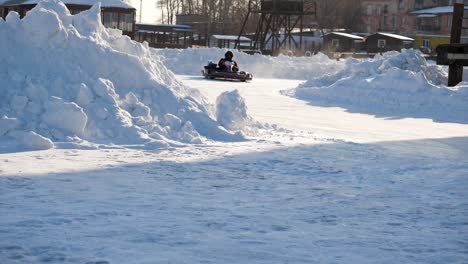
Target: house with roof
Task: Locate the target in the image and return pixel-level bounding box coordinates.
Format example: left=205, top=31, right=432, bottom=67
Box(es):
left=0, top=0, right=136, bottom=38
left=209, top=35, right=252, bottom=49
left=322, top=32, right=365, bottom=53
left=134, top=23, right=196, bottom=49
left=411, top=4, right=468, bottom=51
left=366, top=32, right=415, bottom=53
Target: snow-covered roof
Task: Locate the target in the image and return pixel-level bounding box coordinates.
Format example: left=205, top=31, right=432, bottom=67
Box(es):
left=416, top=14, right=437, bottom=18
left=138, top=23, right=192, bottom=29
left=0, top=0, right=135, bottom=9
left=411, top=5, right=468, bottom=15
left=375, top=32, right=414, bottom=41
left=327, top=32, right=363, bottom=40
left=136, top=24, right=195, bottom=33
left=211, top=35, right=251, bottom=42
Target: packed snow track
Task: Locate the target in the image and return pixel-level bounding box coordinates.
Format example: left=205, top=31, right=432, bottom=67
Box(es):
left=1, top=75, right=468, bottom=264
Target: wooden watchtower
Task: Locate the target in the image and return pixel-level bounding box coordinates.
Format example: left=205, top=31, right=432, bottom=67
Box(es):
left=235, top=0, right=317, bottom=55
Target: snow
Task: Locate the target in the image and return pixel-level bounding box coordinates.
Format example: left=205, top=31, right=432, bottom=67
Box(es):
left=286, top=49, right=468, bottom=124
left=1, top=2, right=468, bottom=263
left=216, top=90, right=251, bottom=131
left=0, top=0, right=244, bottom=151
left=211, top=34, right=251, bottom=41
left=1, top=75, right=468, bottom=263
left=375, top=32, right=414, bottom=41
left=0, top=0, right=135, bottom=9
left=326, top=32, right=364, bottom=40
left=154, top=47, right=344, bottom=79
left=411, top=5, right=468, bottom=15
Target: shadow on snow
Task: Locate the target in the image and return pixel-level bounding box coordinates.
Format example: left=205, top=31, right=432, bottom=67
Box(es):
left=1, top=137, right=468, bottom=263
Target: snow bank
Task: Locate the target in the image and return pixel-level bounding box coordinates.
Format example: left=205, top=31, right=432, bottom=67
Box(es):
left=285, top=50, right=468, bottom=123
left=154, top=48, right=344, bottom=79
left=0, top=0, right=244, bottom=151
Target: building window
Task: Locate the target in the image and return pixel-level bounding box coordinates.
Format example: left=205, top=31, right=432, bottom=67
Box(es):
left=102, top=12, right=112, bottom=27
left=121, top=13, right=134, bottom=32
left=102, top=12, right=133, bottom=32
left=332, top=39, right=339, bottom=47
left=111, top=12, right=118, bottom=28
left=415, top=0, right=423, bottom=9
left=367, top=5, right=372, bottom=15
left=423, top=39, right=430, bottom=48
left=399, top=0, right=405, bottom=9
left=378, top=39, right=386, bottom=48
left=376, top=5, right=382, bottom=15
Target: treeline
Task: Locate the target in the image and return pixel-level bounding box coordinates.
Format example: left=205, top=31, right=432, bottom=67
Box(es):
left=155, top=0, right=249, bottom=34
left=154, top=0, right=363, bottom=34
left=315, top=0, right=362, bottom=32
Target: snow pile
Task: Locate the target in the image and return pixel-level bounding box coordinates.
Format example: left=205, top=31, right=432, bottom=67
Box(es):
left=286, top=49, right=468, bottom=123
left=154, top=48, right=344, bottom=79
left=216, top=90, right=250, bottom=131
left=0, top=0, right=244, bottom=151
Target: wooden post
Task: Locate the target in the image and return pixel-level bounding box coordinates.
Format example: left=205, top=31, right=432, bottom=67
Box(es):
left=448, top=3, right=464, bottom=87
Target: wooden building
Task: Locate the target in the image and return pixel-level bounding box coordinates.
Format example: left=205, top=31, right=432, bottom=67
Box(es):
left=176, top=14, right=209, bottom=46
left=134, top=24, right=196, bottom=49
left=366, top=32, right=414, bottom=53
left=323, top=32, right=365, bottom=53
left=0, top=0, right=136, bottom=38
left=209, top=35, right=252, bottom=49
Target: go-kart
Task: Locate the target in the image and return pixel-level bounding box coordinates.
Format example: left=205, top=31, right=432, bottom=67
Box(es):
left=201, top=61, right=253, bottom=82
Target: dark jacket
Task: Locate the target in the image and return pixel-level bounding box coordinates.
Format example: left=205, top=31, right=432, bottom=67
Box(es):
left=218, top=58, right=239, bottom=71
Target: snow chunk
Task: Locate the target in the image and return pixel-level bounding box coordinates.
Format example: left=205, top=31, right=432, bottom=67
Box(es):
left=75, top=83, right=94, bottom=106
left=42, top=97, right=88, bottom=136
left=0, top=116, right=21, bottom=135
left=9, top=130, right=54, bottom=150
left=216, top=90, right=250, bottom=130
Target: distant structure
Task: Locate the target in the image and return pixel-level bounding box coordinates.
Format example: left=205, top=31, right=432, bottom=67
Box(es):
left=366, top=32, right=414, bottom=53
left=134, top=24, right=195, bottom=48
left=360, top=0, right=468, bottom=53
left=0, top=0, right=136, bottom=38
left=176, top=14, right=210, bottom=46
left=235, top=0, right=318, bottom=55
left=323, top=32, right=364, bottom=53
left=411, top=3, right=468, bottom=51
left=361, top=0, right=415, bottom=36
left=210, top=35, right=253, bottom=49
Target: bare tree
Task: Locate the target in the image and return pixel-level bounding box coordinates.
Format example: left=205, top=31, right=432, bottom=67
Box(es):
left=154, top=0, right=249, bottom=34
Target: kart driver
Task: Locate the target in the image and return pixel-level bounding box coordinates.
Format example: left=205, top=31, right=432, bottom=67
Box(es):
left=218, top=51, right=239, bottom=72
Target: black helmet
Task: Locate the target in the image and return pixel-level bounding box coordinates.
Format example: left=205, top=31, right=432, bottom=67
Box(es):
left=225, top=50, right=234, bottom=59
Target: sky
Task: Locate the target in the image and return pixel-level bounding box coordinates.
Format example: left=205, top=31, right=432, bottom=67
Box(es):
left=129, top=0, right=161, bottom=24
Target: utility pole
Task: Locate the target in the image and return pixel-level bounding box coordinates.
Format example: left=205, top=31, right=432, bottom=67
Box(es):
left=435, top=3, right=466, bottom=87
left=448, top=3, right=463, bottom=86
left=139, top=0, right=143, bottom=23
